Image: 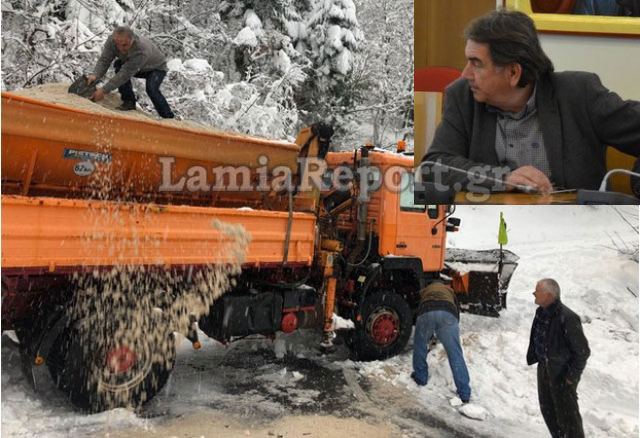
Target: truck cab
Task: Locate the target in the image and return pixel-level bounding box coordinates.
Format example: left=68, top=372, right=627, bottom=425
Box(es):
left=321, top=148, right=457, bottom=360
left=324, top=148, right=449, bottom=274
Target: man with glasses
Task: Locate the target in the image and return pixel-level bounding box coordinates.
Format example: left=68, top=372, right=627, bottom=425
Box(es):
left=422, top=9, right=640, bottom=194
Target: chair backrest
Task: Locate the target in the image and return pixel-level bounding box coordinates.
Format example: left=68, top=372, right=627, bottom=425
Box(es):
left=531, top=0, right=576, bottom=13
left=414, top=66, right=463, bottom=93
left=414, top=67, right=462, bottom=168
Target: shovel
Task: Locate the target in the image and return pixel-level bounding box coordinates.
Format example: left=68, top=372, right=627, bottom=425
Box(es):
left=68, top=75, right=97, bottom=99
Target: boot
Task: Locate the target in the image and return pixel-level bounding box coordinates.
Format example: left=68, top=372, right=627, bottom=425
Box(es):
left=117, top=101, right=136, bottom=111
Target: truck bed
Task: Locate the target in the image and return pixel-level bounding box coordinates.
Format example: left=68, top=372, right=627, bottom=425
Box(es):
left=1, top=195, right=316, bottom=274
left=1, top=90, right=301, bottom=207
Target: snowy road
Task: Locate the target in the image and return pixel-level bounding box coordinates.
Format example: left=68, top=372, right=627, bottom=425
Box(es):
left=2, top=332, right=473, bottom=437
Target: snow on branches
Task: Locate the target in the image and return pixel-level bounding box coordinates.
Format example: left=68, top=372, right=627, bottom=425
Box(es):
left=1, top=0, right=412, bottom=148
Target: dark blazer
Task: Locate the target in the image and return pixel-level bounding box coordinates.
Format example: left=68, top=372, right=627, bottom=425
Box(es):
left=527, top=300, right=590, bottom=384
left=423, top=71, right=640, bottom=191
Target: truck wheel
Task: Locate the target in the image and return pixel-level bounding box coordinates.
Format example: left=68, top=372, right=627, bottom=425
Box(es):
left=350, top=290, right=412, bottom=361
left=47, top=323, right=175, bottom=412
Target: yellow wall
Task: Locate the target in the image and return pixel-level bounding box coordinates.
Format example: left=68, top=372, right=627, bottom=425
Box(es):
left=414, top=0, right=497, bottom=70
left=504, top=0, right=640, bottom=100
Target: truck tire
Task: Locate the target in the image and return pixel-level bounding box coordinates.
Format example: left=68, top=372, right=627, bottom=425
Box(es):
left=47, top=322, right=175, bottom=412
left=350, top=290, right=412, bottom=361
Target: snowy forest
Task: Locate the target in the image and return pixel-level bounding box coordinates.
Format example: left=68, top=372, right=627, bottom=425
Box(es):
left=1, top=0, right=414, bottom=147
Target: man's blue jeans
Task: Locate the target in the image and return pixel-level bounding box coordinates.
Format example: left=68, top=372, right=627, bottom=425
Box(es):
left=412, top=310, right=471, bottom=401
left=114, top=60, right=174, bottom=118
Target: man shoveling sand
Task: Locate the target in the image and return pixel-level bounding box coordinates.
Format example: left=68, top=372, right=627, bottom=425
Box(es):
left=87, top=26, right=174, bottom=119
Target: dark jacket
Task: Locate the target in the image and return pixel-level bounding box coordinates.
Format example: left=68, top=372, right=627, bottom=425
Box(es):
left=618, top=0, right=640, bottom=16
left=417, top=282, right=460, bottom=320
left=527, top=300, right=590, bottom=384
left=423, top=71, right=640, bottom=191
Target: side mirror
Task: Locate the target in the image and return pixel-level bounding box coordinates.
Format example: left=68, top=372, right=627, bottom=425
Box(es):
left=446, top=217, right=461, bottom=232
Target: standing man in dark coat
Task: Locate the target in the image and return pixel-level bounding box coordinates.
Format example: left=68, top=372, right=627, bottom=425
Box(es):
left=422, top=9, right=640, bottom=194
left=87, top=26, right=174, bottom=119
left=527, top=278, right=590, bottom=437
left=412, top=281, right=471, bottom=403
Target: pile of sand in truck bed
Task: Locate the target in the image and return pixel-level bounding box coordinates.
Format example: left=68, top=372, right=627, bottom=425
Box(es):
left=9, top=83, right=294, bottom=145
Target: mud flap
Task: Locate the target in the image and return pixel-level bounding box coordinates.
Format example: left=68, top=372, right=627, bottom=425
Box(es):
left=17, top=307, right=68, bottom=392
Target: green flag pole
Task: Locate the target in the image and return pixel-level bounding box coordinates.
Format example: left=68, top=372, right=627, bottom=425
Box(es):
left=498, top=212, right=508, bottom=245
left=498, top=212, right=508, bottom=277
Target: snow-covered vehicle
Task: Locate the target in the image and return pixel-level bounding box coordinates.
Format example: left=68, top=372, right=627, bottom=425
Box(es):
left=1, top=91, right=517, bottom=411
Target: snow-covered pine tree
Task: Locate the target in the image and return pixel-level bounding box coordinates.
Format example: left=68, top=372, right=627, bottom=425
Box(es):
left=1, top=0, right=412, bottom=147
left=1, top=0, right=124, bottom=89
left=218, top=0, right=310, bottom=137
left=298, top=0, right=364, bottom=144
left=353, top=0, right=413, bottom=149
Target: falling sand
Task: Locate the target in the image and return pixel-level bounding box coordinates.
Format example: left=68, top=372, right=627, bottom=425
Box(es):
left=17, top=81, right=255, bottom=411
left=67, top=218, right=249, bottom=411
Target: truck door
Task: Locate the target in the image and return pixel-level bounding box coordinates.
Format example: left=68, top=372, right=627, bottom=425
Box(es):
left=395, top=172, right=446, bottom=272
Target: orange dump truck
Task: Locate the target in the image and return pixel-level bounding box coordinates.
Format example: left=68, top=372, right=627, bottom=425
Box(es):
left=1, top=91, right=517, bottom=411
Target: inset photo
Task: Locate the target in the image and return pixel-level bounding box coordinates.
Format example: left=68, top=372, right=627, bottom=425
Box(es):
left=414, top=0, right=640, bottom=204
